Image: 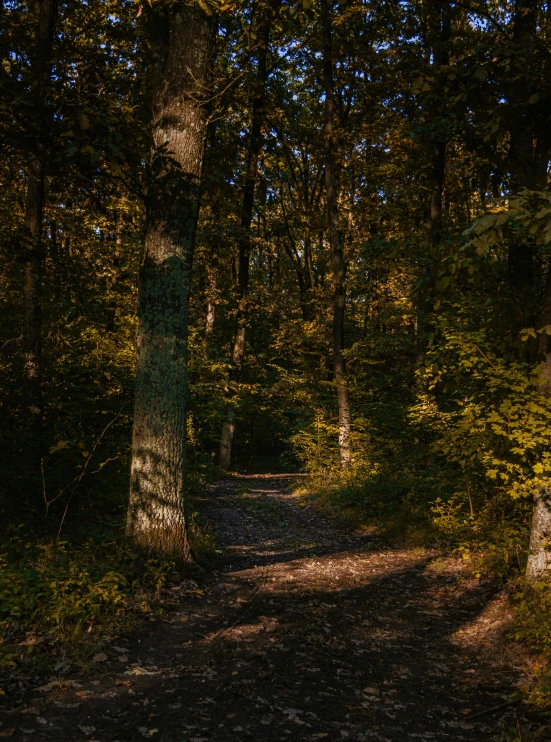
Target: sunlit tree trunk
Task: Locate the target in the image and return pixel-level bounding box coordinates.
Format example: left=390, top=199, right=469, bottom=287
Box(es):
left=205, top=242, right=218, bottom=338
left=205, top=200, right=220, bottom=340
left=23, top=0, right=57, bottom=436
left=298, top=230, right=315, bottom=321
left=106, top=209, right=124, bottom=332
left=527, top=257, right=551, bottom=581
left=218, top=0, right=280, bottom=470
left=204, top=123, right=221, bottom=340
left=321, top=0, right=351, bottom=468
left=528, top=275, right=551, bottom=583
left=527, top=485, right=551, bottom=582
left=127, top=2, right=215, bottom=558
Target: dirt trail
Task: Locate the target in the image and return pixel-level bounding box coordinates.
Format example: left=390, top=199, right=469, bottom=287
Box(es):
left=0, top=476, right=535, bottom=741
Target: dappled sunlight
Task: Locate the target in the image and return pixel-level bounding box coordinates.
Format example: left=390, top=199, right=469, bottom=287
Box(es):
left=1, top=478, right=533, bottom=740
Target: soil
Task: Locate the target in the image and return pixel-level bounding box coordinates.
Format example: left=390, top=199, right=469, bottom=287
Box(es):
left=0, top=475, right=547, bottom=741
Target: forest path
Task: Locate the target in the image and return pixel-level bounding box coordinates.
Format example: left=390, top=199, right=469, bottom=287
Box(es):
left=2, top=476, right=534, bottom=741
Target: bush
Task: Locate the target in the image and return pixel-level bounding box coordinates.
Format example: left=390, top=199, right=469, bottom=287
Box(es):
left=0, top=529, right=179, bottom=670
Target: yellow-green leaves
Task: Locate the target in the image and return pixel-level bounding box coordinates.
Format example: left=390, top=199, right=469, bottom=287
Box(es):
left=520, top=328, right=537, bottom=342
left=411, top=75, right=432, bottom=94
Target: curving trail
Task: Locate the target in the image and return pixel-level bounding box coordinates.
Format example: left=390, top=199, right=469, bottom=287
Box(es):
left=0, top=476, right=534, bottom=741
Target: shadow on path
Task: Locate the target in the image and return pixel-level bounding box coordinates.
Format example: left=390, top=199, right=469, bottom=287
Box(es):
left=1, top=476, right=534, bottom=742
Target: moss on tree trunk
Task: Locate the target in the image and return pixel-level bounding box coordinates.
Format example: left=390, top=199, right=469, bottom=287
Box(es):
left=127, top=2, right=215, bottom=559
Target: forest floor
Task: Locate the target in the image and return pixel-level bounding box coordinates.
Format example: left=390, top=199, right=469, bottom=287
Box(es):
left=1, top=475, right=548, bottom=741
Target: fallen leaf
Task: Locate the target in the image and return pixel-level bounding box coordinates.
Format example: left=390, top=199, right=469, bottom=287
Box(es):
left=79, top=726, right=96, bottom=736
left=37, top=682, right=57, bottom=693
left=0, top=730, right=16, bottom=737
left=125, top=666, right=155, bottom=676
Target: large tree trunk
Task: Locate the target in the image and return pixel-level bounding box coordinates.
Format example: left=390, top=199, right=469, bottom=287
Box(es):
left=23, top=0, right=57, bottom=435
left=218, top=0, right=279, bottom=470
left=127, top=3, right=215, bottom=559
left=526, top=258, right=551, bottom=581
left=321, top=0, right=352, bottom=468
left=526, top=487, right=551, bottom=582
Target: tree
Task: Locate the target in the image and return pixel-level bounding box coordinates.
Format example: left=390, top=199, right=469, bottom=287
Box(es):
left=320, top=0, right=351, bottom=468
left=22, top=0, right=58, bottom=439
left=501, top=0, right=551, bottom=582
left=126, top=1, right=215, bottom=558
left=218, top=0, right=281, bottom=470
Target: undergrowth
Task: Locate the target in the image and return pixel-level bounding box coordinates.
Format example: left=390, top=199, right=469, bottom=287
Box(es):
left=495, top=719, right=545, bottom=742
left=0, top=506, right=216, bottom=675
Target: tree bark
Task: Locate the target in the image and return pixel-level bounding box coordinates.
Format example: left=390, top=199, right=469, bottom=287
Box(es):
left=205, top=242, right=218, bottom=338
left=526, top=486, right=551, bottom=582
left=508, top=0, right=538, bottom=193
left=525, top=254, right=551, bottom=580
left=428, top=1, right=450, bottom=248
left=22, top=0, right=57, bottom=434
left=127, top=2, right=215, bottom=559
left=321, top=0, right=352, bottom=468
left=416, top=0, right=450, bottom=387
left=205, top=200, right=220, bottom=339
left=429, top=141, right=446, bottom=248
left=218, top=0, right=280, bottom=470
left=281, top=228, right=314, bottom=321
left=507, top=0, right=540, bottom=295
left=501, top=0, right=551, bottom=581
